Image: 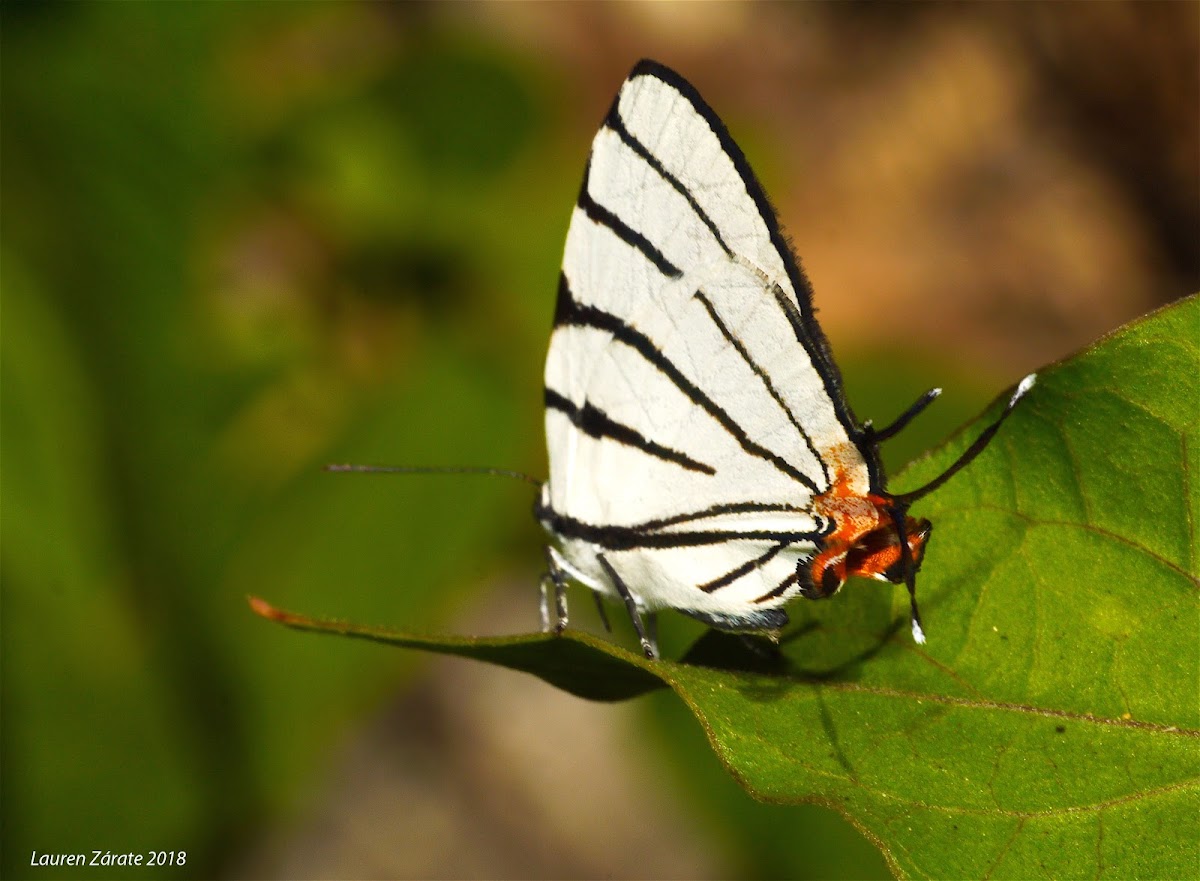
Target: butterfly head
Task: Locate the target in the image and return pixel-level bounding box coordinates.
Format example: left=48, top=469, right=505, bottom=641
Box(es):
left=803, top=493, right=932, bottom=599
left=856, top=515, right=932, bottom=585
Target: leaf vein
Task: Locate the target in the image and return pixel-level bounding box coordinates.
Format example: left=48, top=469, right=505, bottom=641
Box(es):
left=982, top=816, right=1025, bottom=880
left=931, top=504, right=1200, bottom=588
left=844, top=776, right=1199, bottom=819
left=748, top=680, right=1200, bottom=737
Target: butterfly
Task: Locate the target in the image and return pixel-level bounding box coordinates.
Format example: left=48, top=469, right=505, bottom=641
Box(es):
left=534, top=59, right=1034, bottom=658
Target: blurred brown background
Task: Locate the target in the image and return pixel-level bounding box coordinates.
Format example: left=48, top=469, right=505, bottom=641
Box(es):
left=3, top=3, right=1195, bottom=879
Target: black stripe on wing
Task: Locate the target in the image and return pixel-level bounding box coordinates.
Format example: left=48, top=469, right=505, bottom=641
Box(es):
left=577, top=158, right=681, bottom=279
left=555, top=276, right=820, bottom=491
left=603, top=104, right=734, bottom=260
left=538, top=504, right=823, bottom=552
left=752, top=571, right=800, bottom=605
left=698, top=542, right=788, bottom=593
left=623, top=500, right=828, bottom=534
left=622, top=59, right=882, bottom=491
left=545, top=387, right=716, bottom=476
left=694, top=289, right=830, bottom=488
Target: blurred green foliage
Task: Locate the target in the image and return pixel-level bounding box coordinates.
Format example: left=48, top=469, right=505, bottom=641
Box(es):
left=2, top=6, right=551, bottom=876
left=1, top=4, right=1075, bottom=879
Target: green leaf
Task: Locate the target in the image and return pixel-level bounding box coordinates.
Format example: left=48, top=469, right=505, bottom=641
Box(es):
left=253, top=295, right=1200, bottom=880
left=247, top=597, right=664, bottom=702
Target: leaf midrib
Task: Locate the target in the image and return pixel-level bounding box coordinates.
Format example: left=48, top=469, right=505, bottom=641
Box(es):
left=837, top=776, right=1199, bottom=819
left=653, top=661, right=1199, bottom=736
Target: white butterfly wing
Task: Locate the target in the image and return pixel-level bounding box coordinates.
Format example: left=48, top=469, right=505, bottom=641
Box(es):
left=541, top=61, right=873, bottom=626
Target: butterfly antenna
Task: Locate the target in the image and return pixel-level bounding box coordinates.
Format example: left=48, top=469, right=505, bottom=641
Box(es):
left=869, top=387, right=942, bottom=443
left=325, top=463, right=542, bottom=487
left=888, top=503, right=926, bottom=645
left=892, top=374, right=1035, bottom=507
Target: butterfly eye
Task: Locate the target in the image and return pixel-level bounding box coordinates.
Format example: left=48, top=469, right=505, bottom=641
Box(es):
left=879, top=557, right=910, bottom=585
left=879, top=518, right=932, bottom=583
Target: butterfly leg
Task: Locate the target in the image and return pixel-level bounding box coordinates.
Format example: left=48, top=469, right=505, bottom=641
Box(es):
left=591, top=591, right=613, bottom=633
left=542, top=547, right=569, bottom=634
left=597, top=554, right=658, bottom=659
left=539, top=577, right=551, bottom=631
